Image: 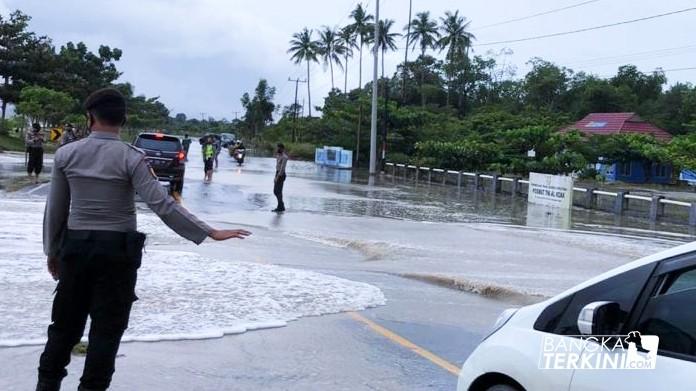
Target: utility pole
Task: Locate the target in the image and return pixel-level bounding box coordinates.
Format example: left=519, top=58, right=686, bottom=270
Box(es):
left=368, top=0, right=380, bottom=177
left=288, top=77, right=307, bottom=143
left=232, top=111, right=239, bottom=120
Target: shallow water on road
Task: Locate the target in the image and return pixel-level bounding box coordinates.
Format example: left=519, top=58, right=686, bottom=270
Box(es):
left=0, top=144, right=687, bottom=345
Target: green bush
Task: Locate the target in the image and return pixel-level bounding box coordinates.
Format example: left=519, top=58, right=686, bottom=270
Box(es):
left=285, top=142, right=316, bottom=161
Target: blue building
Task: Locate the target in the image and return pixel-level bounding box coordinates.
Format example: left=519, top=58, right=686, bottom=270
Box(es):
left=597, top=161, right=673, bottom=184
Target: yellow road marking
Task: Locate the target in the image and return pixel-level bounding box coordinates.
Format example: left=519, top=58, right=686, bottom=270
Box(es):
left=348, top=312, right=460, bottom=377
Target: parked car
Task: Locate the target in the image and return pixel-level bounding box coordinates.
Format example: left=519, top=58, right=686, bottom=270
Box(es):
left=133, top=132, right=186, bottom=194
left=458, top=241, right=696, bottom=391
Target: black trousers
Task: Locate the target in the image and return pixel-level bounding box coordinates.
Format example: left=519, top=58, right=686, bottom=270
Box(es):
left=27, top=147, right=44, bottom=175
left=38, top=230, right=145, bottom=391
left=273, top=173, right=286, bottom=210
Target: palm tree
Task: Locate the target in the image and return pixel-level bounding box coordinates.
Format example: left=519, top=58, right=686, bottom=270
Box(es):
left=401, top=0, right=413, bottom=100
left=376, top=19, right=400, bottom=81
left=375, top=19, right=400, bottom=169
left=349, top=3, right=374, bottom=91
left=438, top=10, right=475, bottom=106
left=337, top=26, right=356, bottom=93
left=405, top=11, right=440, bottom=106
left=349, top=3, right=374, bottom=167
left=288, top=28, right=319, bottom=117
left=317, top=27, right=346, bottom=91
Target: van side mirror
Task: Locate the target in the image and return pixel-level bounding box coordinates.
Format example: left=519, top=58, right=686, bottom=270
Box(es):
left=577, top=301, right=623, bottom=335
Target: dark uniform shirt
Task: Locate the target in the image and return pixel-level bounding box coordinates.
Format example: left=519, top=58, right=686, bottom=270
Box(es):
left=43, top=131, right=212, bottom=257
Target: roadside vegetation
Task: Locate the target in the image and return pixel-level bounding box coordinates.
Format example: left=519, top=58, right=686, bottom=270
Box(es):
left=266, top=3, right=696, bottom=174
left=0, top=10, right=230, bottom=151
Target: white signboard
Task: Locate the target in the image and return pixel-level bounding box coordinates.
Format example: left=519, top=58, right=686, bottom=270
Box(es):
left=528, top=172, right=574, bottom=210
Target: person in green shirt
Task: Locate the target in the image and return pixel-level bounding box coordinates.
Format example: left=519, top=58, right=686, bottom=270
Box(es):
left=203, top=137, right=215, bottom=183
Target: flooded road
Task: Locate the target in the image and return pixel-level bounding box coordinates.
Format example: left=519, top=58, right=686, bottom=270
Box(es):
left=0, top=143, right=688, bottom=390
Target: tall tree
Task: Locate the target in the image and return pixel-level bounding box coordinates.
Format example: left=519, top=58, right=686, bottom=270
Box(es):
left=0, top=11, right=48, bottom=132
left=376, top=19, right=400, bottom=80
left=438, top=10, right=475, bottom=107
left=337, top=26, right=356, bottom=93
left=375, top=19, right=400, bottom=167
left=349, top=3, right=374, bottom=91
left=401, top=0, right=413, bottom=100
left=317, top=27, right=346, bottom=91
left=240, top=79, right=276, bottom=138
left=349, top=3, right=374, bottom=167
left=16, top=85, right=75, bottom=126
left=288, top=28, right=319, bottom=117
left=46, top=42, right=123, bottom=104
left=405, top=11, right=440, bottom=106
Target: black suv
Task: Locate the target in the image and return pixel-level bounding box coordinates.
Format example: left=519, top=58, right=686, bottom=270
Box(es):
left=133, top=132, right=186, bottom=194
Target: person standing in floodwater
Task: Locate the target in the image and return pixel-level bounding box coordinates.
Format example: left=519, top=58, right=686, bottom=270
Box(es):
left=26, top=123, right=45, bottom=183
left=272, top=143, right=288, bottom=213
left=181, top=134, right=192, bottom=161
left=203, top=137, right=215, bottom=183
left=38, top=88, right=251, bottom=391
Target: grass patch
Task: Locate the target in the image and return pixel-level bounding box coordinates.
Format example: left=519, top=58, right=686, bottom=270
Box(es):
left=0, top=133, right=58, bottom=154
left=72, top=342, right=88, bottom=356
left=0, top=133, right=26, bottom=152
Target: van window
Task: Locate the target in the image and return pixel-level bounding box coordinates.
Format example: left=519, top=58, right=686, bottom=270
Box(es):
left=534, top=264, right=654, bottom=335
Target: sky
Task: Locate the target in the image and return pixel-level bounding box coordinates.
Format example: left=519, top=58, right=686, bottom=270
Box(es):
left=4, top=0, right=696, bottom=120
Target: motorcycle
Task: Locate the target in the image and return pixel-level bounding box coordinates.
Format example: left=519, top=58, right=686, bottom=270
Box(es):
left=233, top=148, right=246, bottom=166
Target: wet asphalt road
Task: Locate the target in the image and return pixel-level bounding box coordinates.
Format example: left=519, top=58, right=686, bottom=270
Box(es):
left=0, top=146, right=517, bottom=390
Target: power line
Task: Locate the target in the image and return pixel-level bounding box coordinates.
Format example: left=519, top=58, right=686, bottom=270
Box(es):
left=476, top=7, right=696, bottom=47
left=661, top=67, right=696, bottom=72
left=561, top=44, right=696, bottom=67
left=474, top=0, right=601, bottom=31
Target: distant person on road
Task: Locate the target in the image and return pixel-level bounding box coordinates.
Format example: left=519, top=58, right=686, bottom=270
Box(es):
left=203, top=137, right=215, bottom=183
left=181, top=134, right=192, bottom=161
left=60, top=123, right=78, bottom=146
left=37, top=88, right=251, bottom=391
left=25, top=123, right=45, bottom=183
left=272, top=143, right=288, bottom=212
left=213, top=135, right=222, bottom=169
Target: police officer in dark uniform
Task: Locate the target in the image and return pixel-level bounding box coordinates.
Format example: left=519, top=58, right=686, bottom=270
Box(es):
left=38, top=88, right=251, bottom=391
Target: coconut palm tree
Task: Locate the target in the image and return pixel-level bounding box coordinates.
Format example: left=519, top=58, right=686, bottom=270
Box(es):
left=404, top=11, right=440, bottom=106
left=401, top=0, right=413, bottom=100
left=337, top=26, right=356, bottom=93
left=349, top=3, right=374, bottom=91
left=376, top=19, right=400, bottom=81
left=349, top=3, right=374, bottom=167
left=375, top=19, right=400, bottom=169
left=317, top=26, right=346, bottom=91
left=288, top=28, right=319, bottom=117
left=405, top=11, right=440, bottom=59
left=438, top=10, right=475, bottom=106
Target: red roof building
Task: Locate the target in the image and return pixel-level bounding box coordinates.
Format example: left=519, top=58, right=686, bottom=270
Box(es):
left=561, top=112, right=672, bottom=142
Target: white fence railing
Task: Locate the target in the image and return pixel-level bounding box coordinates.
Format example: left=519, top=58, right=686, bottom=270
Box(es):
left=384, top=162, right=696, bottom=225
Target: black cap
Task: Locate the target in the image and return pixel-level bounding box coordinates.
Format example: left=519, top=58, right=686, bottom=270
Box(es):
left=84, top=88, right=126, bottom=112
left=277, top=143, right=285, bottom=149
left=32, top=123, right=41, bottom=130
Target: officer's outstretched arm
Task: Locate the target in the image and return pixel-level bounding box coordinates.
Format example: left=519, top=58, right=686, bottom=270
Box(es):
left=130, top=157, right=250, bottom=243
left=131, top=157, right=212, bottom=243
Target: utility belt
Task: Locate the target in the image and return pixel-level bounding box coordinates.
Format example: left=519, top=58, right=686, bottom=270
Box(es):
left=65, top=230, right=146, bottom=267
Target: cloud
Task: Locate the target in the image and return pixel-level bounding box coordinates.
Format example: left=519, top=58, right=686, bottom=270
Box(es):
left=5, top=0, right=696, bottom=118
